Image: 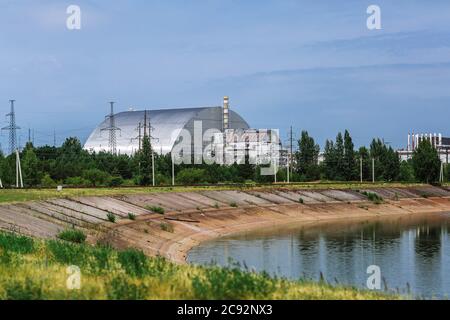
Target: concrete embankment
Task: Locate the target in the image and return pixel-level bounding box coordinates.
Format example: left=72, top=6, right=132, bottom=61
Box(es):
left=1, top=185, right=450, bottom=263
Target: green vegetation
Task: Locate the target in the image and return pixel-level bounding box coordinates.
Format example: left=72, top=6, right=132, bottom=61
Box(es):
left=160, top=222, right=174, bottom=233
left=127, top=213, right=136, bottom=220
left=361, top=191, right=384, bottom=205
left=229, top=202, right=238, bottom=208
left=298, top=197, right=304, bottom=204
left=57, top=229, right=87, bottom=244
left=412, top=140, right=441, bottom=184
left=0, top=232, right=398, bottom=300
left=106, top=212, right=116, bottom=223
left=0, top=130, right=445, bottom=190
left=147, top=206, right=165, bottom=215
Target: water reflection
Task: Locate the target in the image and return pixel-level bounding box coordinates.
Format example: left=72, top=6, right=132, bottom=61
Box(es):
left=187, top=213, right=450, bottom=298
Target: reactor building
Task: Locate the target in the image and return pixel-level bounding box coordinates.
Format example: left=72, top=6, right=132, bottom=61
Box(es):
left=83, top=97, right=283, bottom=166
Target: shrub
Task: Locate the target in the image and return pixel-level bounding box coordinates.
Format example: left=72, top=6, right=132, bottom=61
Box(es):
left=160, top=222, right=174, bottom=233
left=214, top=203, right=220, bottom=209
left=82, top=169, right=111, bottom=187
left=147, top=206, right=165, bottom=214
left=106, top=212, right=116, bottom=223
left=230, top=202, right=238, bottom=208
left=299, top=197, right=304, bottom=204
left=40, top=174, right=56, bottom=188
left=108, top=176, right=124, bottom=187
left=57, top=229, right=87, bottom=244
left=65, top=176, right=90, bottom=187
left=127, top=213, right=136, bottom=220
left=362, top=191, right=384, bottom=204
left=176, top=168, right=207, bottom=185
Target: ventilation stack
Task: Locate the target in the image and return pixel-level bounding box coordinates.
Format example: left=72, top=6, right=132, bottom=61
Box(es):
left=223, top=96, right=229, bottom=132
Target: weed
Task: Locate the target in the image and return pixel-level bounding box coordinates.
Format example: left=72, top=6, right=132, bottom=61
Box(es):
left=147, top=206, right=165, bottom=214
left=230, top=202, right=238, bottom=208
left=299, top=198, right=304, bottom=204
left=160, top=222, right=174, bottom=233
left=57, top=229, right=86, bottom=244
left=117, top=249, right=149, bottom=277
left=214, top=203, right=220, bottom=209
left=127, top=213, right=136, bottom=220
left=106, top=212, right=116, bottom=223
left=0, top=232, right=35, bottom=254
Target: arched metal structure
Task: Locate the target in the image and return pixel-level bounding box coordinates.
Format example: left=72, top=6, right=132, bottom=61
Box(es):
left=83, top=106, right=250, bottom=155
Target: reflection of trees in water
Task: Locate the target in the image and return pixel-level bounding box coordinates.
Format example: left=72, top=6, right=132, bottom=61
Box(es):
left=414, top=225, right=443, bottom=259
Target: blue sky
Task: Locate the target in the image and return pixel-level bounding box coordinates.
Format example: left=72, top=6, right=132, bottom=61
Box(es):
left=1, top=0, right=450, bottom=150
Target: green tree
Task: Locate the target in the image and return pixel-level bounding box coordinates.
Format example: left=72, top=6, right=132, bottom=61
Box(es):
left=343, top=130, right=356, bottom=181
left=82, top=169, right=111, bottom=186
left=412, top=140, right=440, bottom=183
left=356, top=146, right=370, bottom=181
left=398, top=161, right=415, bottom=182
left=334, top=132, right=345, bottom=180
left=137, top=136, right=153, bottom=185
left=295, top=131, right=320, bottom=181
left=22, top=143, right=42, bottom=186
left=323, top=139, right=336, bottom=180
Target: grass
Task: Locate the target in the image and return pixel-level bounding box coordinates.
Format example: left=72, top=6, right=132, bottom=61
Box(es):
left=0, top=182, right=425, bottom=204
left=106, top=212, right=116, bottom=223
left=0, top=232, right=398, bottom=300
left=159, top=222, right=174, bottom=233
left=146, top=206, right=165, bottom=215
left=57, top=229, right=87, bottom=244
left=361, top=191, right=384, bottom=205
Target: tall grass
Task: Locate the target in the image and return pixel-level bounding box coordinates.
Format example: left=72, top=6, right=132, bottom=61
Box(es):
left=0, top=232, right=398, bottom=300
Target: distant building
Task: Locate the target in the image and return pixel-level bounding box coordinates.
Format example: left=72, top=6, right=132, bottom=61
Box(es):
left=398, top=133, right=450, bottom=163
left=84, top=97, right=284, bottom=166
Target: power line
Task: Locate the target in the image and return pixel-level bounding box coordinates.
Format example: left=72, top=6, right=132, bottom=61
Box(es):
left=2, top=100, right=20, bottom=154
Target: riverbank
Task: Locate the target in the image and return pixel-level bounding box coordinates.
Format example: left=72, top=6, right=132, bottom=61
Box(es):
left=1, top=184, right=449, bottom=265
left=0, top=232, right=397, bottom=299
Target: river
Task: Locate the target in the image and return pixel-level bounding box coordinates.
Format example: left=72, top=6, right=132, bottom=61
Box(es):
left=187, top=213, right=450, bottom=298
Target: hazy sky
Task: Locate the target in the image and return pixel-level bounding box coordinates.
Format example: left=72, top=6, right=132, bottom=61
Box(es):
left=1, top=0, right=450, bottom=151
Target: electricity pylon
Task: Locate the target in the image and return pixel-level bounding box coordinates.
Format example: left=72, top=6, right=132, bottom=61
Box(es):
left=101, top=101, right=121, bottom=155
left=2, top=100, right=20, bottom=155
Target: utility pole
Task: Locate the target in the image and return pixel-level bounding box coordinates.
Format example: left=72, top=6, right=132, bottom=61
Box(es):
left=372, top=158, right=375, bottom=183
left=28, top=128, right=31, bottom=144
left=53, top=129, right=56, bottom=147
left=15, top=149, right=23, bottom=188
left=101, top=102, right=121, bottom=155
left=290, top=126, right=293, bottom=178
left=440, top=162, right=444, bottom=183
left=360, top=157, right=363, bottom=183
left=2, top=100, right=20, bottom=155
left=171, top=152, right=175, bottom=186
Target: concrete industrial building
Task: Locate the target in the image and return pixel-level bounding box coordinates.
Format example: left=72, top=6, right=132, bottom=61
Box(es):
left=398, top=132, right=450, bottom=163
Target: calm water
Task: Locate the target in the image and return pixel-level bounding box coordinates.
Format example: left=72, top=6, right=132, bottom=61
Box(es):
left=187, top=213, right=450, bottom=298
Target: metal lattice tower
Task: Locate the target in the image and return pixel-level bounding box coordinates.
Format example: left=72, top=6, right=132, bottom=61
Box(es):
left=101, top=102, right=121, bottom=155
left=2, top=100, right=20, bottom=154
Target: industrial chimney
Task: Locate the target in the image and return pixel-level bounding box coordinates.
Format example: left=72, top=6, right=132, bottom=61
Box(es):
left=223, top=96, right=229, bottom=132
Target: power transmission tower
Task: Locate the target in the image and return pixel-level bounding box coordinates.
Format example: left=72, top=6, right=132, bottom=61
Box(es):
left=131, top=122, right=142, bottom=153
left=2, top=100, right=20, bottom=155
left=101, top=102, right=121, bottom=155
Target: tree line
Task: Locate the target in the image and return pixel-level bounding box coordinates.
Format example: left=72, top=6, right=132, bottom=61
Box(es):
left=0, top=130, right=447, bottom=188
